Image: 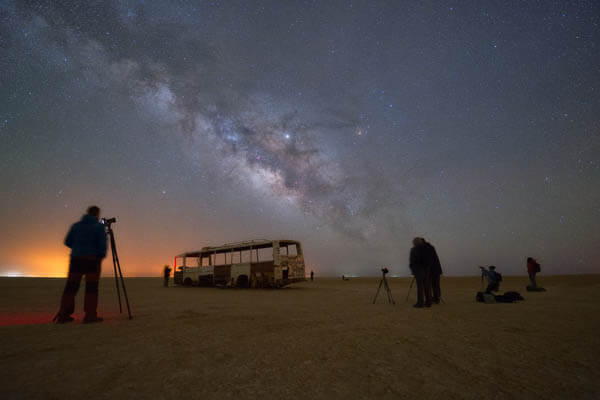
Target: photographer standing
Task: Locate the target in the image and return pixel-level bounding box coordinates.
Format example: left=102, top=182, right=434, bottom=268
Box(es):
left=409, top=237, right=431, bottom=308
left=163, top=265, right=172, bottom=287
left=423, top=239, right=443, bottom=304
left=53, top=206, right=107, bottom=324
left=527, top=257, right=540, bottom=289
left=480, top=265, right=501, bottom=294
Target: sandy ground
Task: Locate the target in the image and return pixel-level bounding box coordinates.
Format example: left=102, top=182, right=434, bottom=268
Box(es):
left=1, top=275, right=599, bottom=400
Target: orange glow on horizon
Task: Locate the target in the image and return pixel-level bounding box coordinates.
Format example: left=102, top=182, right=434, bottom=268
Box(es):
left=21, top=251, right=70, bottom=277
left=1, top=244, right=170, bottom=278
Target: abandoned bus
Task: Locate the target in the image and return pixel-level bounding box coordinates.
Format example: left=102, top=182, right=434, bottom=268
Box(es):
left=173, top=239, right=306, bottom=288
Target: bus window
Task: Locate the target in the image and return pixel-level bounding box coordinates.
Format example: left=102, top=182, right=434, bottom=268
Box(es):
left=257, top=247, right=274, bottom=261
left=201, top=256, right=210, bottom=266
left=241, top=249, right=252, bottom=263
left=285, top=244, right=298, bottom=256
left=186, top=257, right=200, bottom=267
left=231, top=251, right=241, bottom=264
left=214, top=253, right=226, bottom=266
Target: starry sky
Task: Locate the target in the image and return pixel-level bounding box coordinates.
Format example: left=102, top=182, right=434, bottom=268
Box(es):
left=1, top=1, right=599, bottom=277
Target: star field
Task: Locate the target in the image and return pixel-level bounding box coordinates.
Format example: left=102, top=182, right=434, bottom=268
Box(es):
left=0, top=0, right=599, bottom=277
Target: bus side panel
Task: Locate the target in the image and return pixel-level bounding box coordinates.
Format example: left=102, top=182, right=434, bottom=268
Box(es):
left=251, top=261, right=274, bottom=273
left=280, top=255, right=306, bottom=280
left=183, top=267, right=201, bottom=285
left=231, top=263, right=251, bottom=282
left=213, top=265, right=232, bottom=284
left=174, top=269, right=183, bottom=285
left=251, top=261, right=275, bottom=287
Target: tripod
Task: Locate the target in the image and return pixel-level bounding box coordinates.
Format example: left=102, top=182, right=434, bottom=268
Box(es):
left=373, top=270, right=395, bottom=304
left=405, top=275, right=445, bottom=304
left=105, top=221, right=133, bottom=319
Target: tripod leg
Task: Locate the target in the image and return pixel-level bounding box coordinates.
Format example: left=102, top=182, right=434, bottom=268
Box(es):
left=109, top=232, right=123, bottom=313
left=384, top=279, right=395, bottom=305
left=111, top=231, right=133, bottom=319
left=405, top=277, right=415, bottom=302
left=373, top=279, right=383, bottom=304
left=115, top=256, right=133, bottom=319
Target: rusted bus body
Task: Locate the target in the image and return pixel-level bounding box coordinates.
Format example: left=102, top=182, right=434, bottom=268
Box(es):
left=173, top=239, right=306, bottom=288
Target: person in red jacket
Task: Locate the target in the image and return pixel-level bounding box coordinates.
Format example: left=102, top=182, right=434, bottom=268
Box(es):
left=527, top=257, right=540, bottom=289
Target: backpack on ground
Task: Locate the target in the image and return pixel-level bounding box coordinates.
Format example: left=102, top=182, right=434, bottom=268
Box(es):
left=476, top=291, right=496, bottom=303
left=495, top=291, right=524, bottom=303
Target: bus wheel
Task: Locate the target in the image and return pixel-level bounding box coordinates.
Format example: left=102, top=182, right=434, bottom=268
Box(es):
left=236, top=275, right=249, bottom=288
left=183, top=278, right=193, bottom=287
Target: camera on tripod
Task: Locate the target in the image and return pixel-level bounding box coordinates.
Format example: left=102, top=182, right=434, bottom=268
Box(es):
left=373, top=267, right=394, bottom=304
left=101, top=217, right=117, bottom=226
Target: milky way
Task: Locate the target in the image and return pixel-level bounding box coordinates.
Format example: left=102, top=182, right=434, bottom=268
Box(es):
left=1, top=1, right=599, bottom=277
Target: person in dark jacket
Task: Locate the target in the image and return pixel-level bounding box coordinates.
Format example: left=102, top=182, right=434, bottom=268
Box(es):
left=409, top=237, right=431, bottom=308
left=53, top=206, right=107, bottom=324
left=527, top=257, right=539, bottom=289
left=423, top=239, right=443, bottom=304
left=163, top=265, right=172, bottom=287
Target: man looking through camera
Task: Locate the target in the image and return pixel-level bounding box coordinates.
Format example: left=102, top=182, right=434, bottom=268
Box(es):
left=409, top=237, right=432, bottom=308
left=53, top=206, right=107, bottom=324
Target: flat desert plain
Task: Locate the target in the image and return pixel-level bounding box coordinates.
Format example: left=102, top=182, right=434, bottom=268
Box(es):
left=1, top=275, right=599, bottom=399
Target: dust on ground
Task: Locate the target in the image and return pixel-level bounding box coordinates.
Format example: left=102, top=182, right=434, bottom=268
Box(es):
left=1, top=275, right=599, bottom=399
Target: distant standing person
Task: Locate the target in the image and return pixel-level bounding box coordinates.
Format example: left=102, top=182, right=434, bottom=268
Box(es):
left=409, top=237, right=431, bottom=308
left=423, top=239, right=443, bottom=304
left=163, top=265, right=172, bottom=287
left=480, top=265, right=501, bottom=294
left=53, top=206, right=107, bottom=324
left=310, top=270, right=314, bottom=282
left=527, top=257, right=540, bottom=289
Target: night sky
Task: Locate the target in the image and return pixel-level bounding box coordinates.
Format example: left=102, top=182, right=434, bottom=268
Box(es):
left=1, top=1, right=599, bottom=277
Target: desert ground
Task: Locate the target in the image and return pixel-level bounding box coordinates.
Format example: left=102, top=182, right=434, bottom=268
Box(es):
left=1, top=275, right=599, bottom=400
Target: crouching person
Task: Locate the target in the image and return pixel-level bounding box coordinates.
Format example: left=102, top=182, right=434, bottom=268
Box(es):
left=480, top=265, right=502, bottom=294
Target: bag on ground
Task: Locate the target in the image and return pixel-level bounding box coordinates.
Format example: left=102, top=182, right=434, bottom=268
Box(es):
left=495, top=291, right=524, bottom=303
left=476, top=291, right=496, bottom=303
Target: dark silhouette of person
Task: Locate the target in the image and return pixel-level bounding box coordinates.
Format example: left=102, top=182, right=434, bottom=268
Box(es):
left=163, top=265, right=172, bottom=287
left=310, top=270, right=314, bottom=282
left=527, top=257, right=539, bottom=289
left=480, top=265, right=500, bottom=294
left=423, top=239, right=443, bottom=304
left=409, top=237, right=431, bottom=308
left=53, top=206, right=107, bottom=324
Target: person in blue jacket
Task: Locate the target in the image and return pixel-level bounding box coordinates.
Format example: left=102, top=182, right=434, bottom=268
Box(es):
left=53, top=206, right=107, bottom=324
left=480, top=265, right=501, bottom=294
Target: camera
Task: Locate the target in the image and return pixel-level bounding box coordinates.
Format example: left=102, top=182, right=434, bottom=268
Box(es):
left=101, top=217, right=117, bottom=225
left=381, top=267, right=389, bottom=274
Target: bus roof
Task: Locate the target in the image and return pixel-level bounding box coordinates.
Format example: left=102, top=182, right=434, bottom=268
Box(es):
left=175, top=239, right=300, bottom=257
